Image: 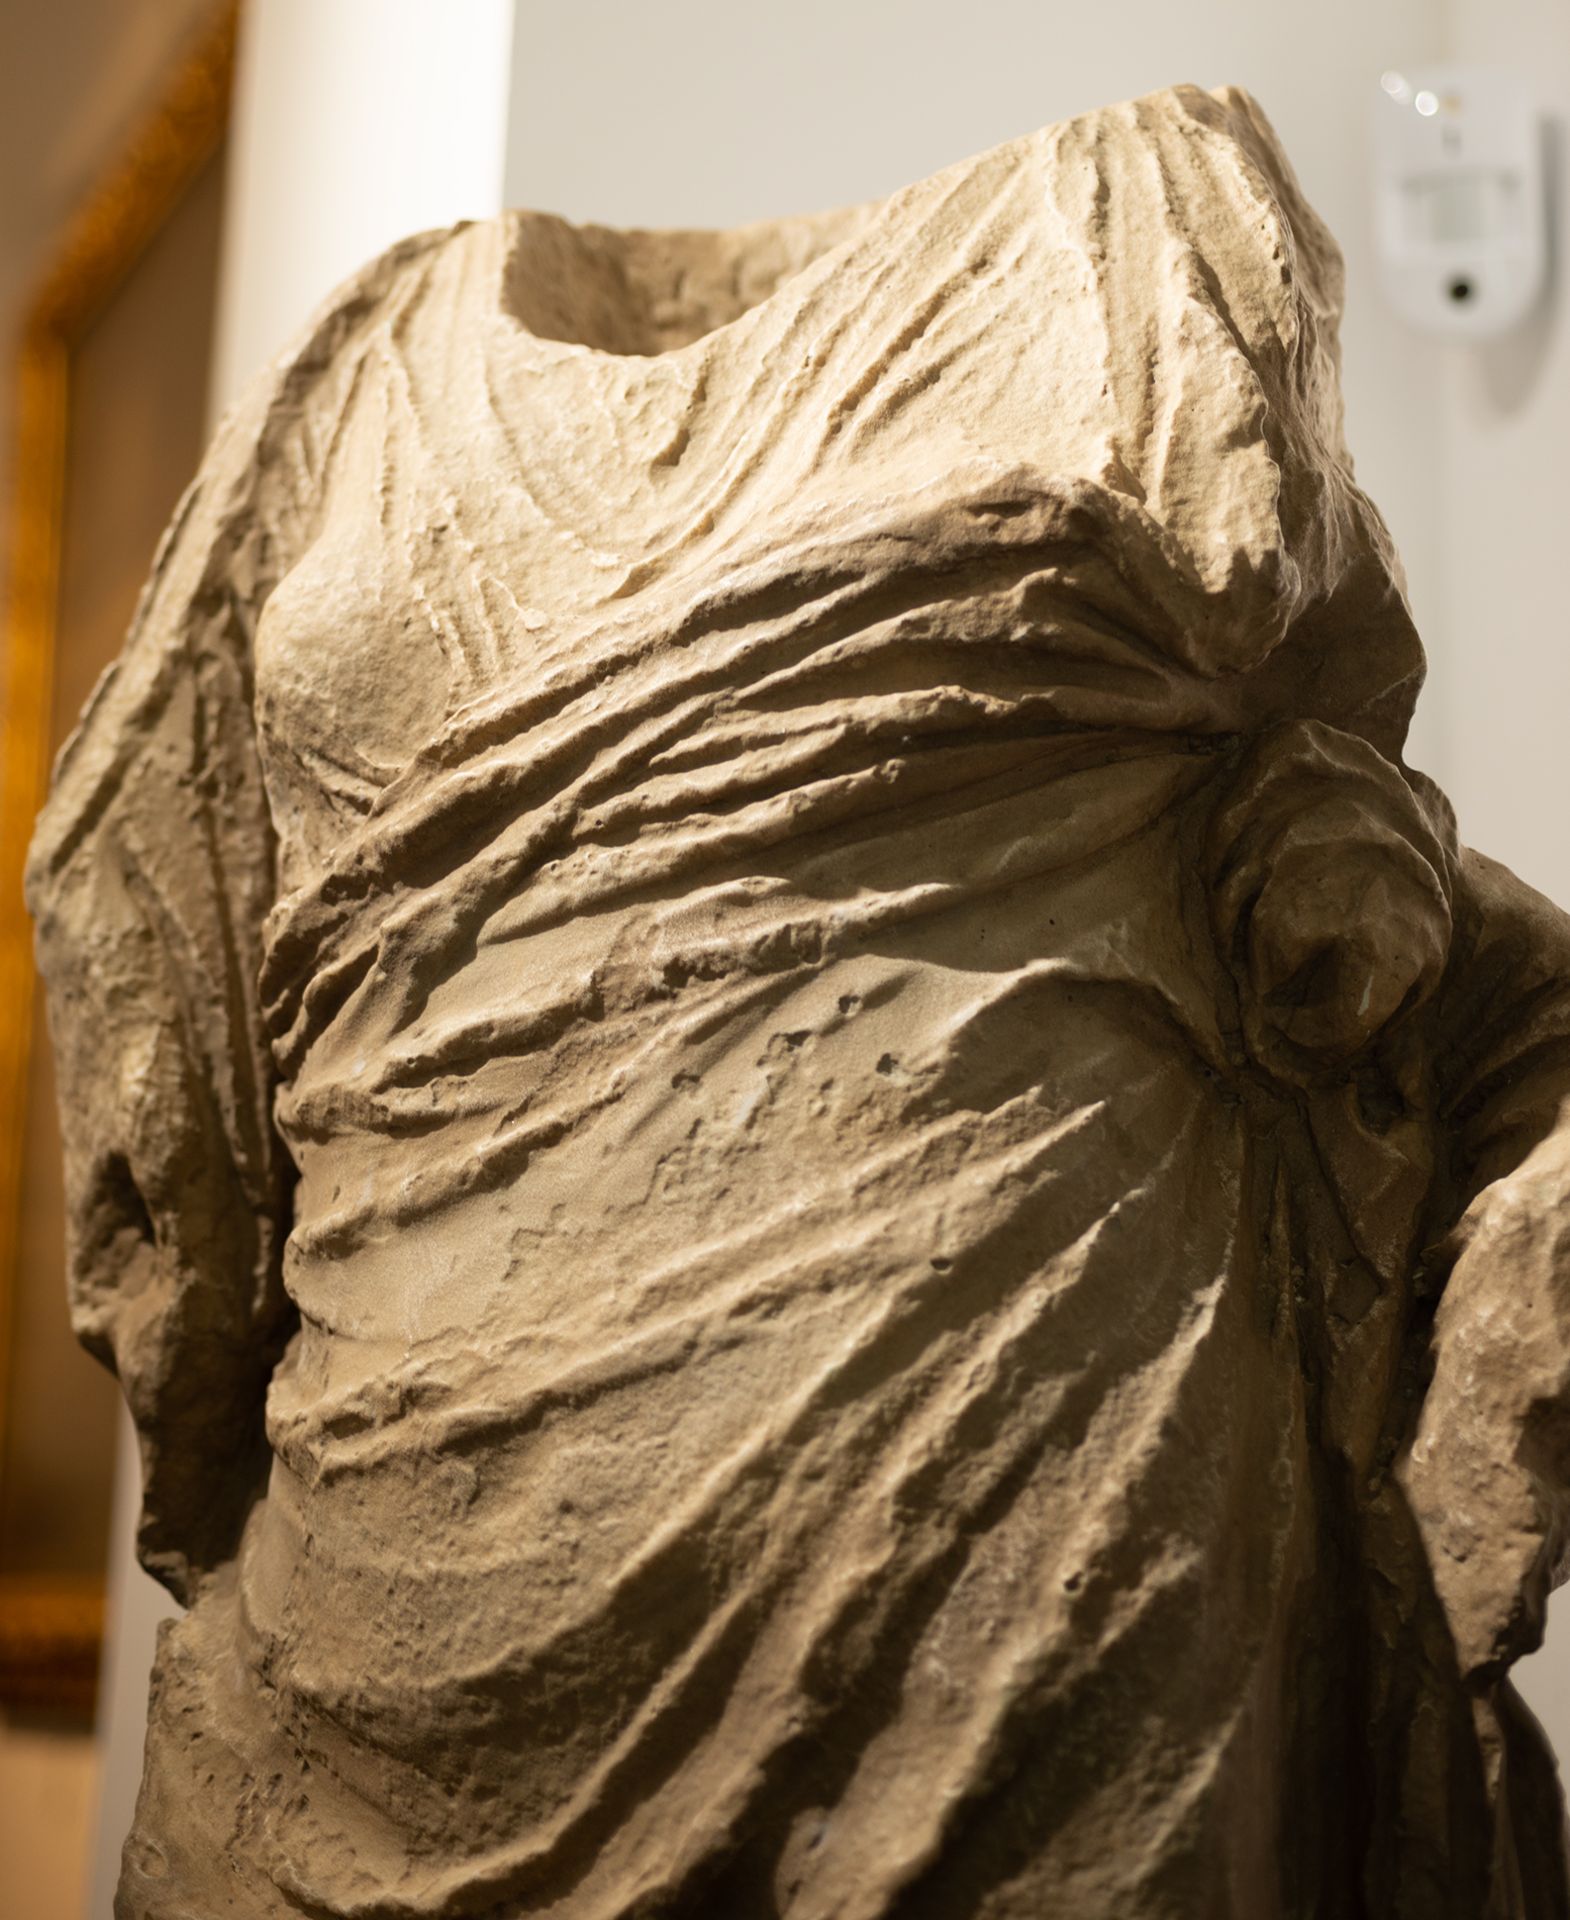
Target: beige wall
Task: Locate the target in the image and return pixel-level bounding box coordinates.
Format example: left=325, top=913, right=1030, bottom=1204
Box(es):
left=0, top=1721, right=100, bottom=1920
left=0, top=0, right=218, bottom=596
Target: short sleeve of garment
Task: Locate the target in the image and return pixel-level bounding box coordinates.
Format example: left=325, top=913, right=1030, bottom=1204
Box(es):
left=1396, top=851, right=1570, bottom=1691
left=23, top=231, right=443, bottom=1598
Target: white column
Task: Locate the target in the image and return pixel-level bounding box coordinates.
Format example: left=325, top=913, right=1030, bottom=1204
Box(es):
left=89, top=4, right=516, bottom=1910
left=210, top=0, right=516, bottom=416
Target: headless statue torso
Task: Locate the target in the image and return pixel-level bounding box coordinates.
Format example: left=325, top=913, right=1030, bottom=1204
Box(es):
left=29, top=84, right=1570, bottom=1919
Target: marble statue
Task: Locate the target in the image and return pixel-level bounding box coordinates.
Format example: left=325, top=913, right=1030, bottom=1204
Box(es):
left=27, top=84, right=1570, bottom=1918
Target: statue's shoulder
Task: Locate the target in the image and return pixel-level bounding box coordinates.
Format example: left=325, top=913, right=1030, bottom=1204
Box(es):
left=219, top=220, right=479, bottom=469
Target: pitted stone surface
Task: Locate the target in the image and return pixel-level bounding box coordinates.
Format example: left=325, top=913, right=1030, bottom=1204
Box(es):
left=28, top=84, right=1570, bottom=1919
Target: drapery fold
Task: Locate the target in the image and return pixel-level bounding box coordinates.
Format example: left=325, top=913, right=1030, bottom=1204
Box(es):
left=26, top=82, right=1570, bottom=1920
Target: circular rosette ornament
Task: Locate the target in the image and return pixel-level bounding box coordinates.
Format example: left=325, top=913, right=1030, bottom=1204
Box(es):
left=1207, top=722, right=1454, bottom=1083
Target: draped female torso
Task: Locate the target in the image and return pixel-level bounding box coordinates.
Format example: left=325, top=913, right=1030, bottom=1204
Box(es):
left=29, top=85, right=1570, bottom=1920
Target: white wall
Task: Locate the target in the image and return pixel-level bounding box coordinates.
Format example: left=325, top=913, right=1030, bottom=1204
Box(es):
left=1434, top=0, right=1570, bottom=902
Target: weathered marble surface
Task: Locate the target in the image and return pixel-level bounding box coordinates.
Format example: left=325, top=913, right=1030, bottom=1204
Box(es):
left=27, top=84, right=1570, bottom=1918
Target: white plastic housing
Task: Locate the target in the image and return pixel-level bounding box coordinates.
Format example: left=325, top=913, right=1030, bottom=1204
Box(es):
left=1374, top=66, right=1547, bottom=339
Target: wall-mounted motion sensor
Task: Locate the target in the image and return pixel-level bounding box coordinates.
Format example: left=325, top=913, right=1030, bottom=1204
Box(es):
left=1374, top=66, right=1547, bottom=338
